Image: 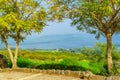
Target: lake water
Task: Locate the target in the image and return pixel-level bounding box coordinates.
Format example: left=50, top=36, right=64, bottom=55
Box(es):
left=1, top=33, right=119, bottom=49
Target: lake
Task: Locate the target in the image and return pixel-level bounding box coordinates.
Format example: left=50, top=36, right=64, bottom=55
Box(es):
left=1, top=32, right=119, bottom=49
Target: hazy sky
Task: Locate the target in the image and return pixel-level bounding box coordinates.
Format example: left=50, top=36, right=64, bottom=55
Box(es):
left=36, top=19, right=80, bottom=36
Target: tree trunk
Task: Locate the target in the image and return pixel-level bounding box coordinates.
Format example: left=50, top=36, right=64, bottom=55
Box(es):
left=2, top=34, right=14, bottom=64
left=12, top=40, right=19, bottom=69
left=106, top=33, right=113, bottom=74
left=4, top=41, right=14, bottom=64
left=12, top=37, right=19, bottom=69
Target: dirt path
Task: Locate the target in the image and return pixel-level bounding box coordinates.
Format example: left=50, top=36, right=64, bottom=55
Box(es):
left=0, top=71, right=81, bottom=80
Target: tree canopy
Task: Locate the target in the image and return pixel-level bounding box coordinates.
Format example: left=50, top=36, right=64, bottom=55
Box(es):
left=48, top=0, right=120, bottom=73
left=71, top=0, right=120, bottom=37
left=49, top=0, right=120, bottom=36
left=0, top=0, right=47, bottom=41
left=0, top=0, right=47, bottom=68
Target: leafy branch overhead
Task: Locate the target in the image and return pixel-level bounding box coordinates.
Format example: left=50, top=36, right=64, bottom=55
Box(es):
left=0, top=0, right=47, bottom=41
left=75, top=0, right=120, bottom=35
left=48, top=0, right=120, bottom=74
left=49, top=0, right=120, bottom=36
left=0, top=0, right=47, bottom=68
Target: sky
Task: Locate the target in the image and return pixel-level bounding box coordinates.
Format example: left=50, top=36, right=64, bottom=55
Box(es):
left=32, top=19, right=81, bottom=36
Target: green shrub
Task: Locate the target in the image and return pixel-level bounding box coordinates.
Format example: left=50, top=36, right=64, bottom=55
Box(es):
left=8, top=60, right=12, bottom=68
left=17, top=57, right=32, bottom=68
left=17, top=57, right=40, bottom=68
left=35, top=63, right=66, bottom=70
left=89, top=62, right=106, bottom=74
left=59, top=59, right=79, bottom=66
left=78, top=60, right=90, bottom=69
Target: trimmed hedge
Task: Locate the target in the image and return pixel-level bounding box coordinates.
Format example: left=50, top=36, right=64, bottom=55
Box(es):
left=35, top=63, right=87, bottom=71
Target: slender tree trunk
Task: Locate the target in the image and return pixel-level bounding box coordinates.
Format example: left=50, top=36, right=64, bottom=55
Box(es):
left=12, top=35, right=19, bottom=69
left=4, top=40, right=14, bottom=64
left=106, top=33, right=113, bottom=74
left=12, top=42, right=19, bottom=69
left=2, top=34, right=14, bottom=64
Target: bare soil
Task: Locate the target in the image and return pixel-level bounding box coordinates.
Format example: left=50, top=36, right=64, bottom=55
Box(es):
left=0, top=69, right=120, bottom=80
left=0, top=71, right=81, bottom=80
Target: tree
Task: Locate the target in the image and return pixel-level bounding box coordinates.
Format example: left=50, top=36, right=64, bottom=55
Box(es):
left=48, top=0, right=120, bottom=73
left=0, top=0, right=47, bottom=68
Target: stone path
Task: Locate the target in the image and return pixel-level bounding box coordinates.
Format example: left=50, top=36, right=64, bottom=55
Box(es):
left=0, top=71, right=81, bottom=80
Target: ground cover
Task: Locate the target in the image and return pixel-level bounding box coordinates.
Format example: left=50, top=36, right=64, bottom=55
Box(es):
left=0, top=43, right=120, bottom=75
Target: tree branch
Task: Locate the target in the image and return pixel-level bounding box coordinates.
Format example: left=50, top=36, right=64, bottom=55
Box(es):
left=93, top=19, right=105, bottom=33
left=23, top=1, right=42, bottom=20
left=109, top=6, right=120, bottom=23
left=110, top=0, right=115, bottom=11
left=111, top=17, right=120, bottom=34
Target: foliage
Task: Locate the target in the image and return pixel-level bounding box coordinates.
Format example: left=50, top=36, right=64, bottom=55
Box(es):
left=49, top=0, right=120, bottom=36
left=0, top=0, right=47, bottom=41
left=1, top=43, right=120, bottom=75
left=0, top=0, right=47, bottom=68
left=48, top=0, right=120, bottom=73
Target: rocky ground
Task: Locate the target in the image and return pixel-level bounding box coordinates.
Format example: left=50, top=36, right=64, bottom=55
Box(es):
left=0, top=71, right=81, bottom=80
left=0, top=69, right=120, bottom=80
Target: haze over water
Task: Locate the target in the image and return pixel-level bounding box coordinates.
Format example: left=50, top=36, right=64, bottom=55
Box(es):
left=19, top=33, right=120, bottom=49
left=0, top=19, right=120, bottom=49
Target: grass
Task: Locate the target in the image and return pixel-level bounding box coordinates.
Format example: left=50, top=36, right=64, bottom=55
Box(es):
left=0, top=43, right=120, bottom=75
left=5, top=50, right=105, bottom=74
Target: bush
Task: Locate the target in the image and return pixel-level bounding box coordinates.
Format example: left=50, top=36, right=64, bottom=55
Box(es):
left=17, top=57, right=32, bottom=68
left=8, top=60, right=12, bottom=68
left=35, top=63, right=66, bottom=70
left=78, top=60, right=90, bottom=69
left=17, top=57, right=39, bottom=68
left=59, top=59, right=79, bottom=66
left=89, top=62, right=106, bottom=74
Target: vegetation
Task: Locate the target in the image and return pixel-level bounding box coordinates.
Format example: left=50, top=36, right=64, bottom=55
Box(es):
left=1, top=43, right=120, bottom=75
left=48, top=0, right=120, bottom=74
left=0, top=0, right=119, bottom=76
left=0, top=0, right=47, bottom=68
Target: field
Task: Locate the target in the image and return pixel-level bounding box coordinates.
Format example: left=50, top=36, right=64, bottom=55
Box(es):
left=1, top=43, right=120, bottom=75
